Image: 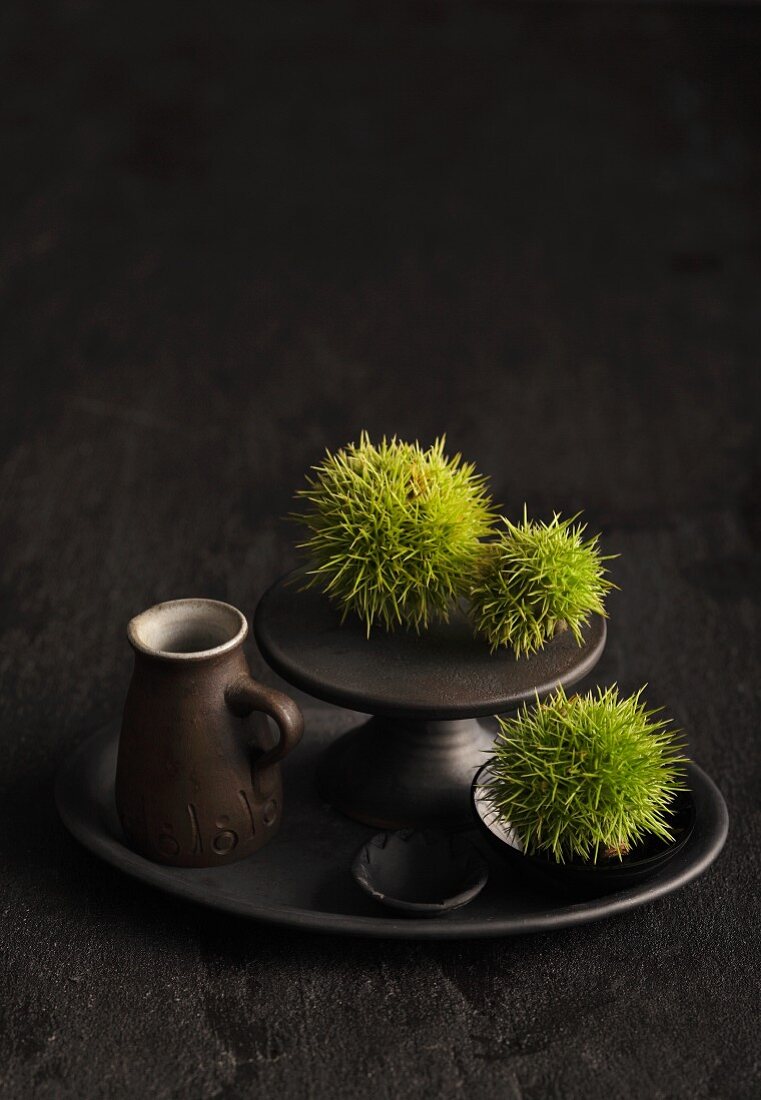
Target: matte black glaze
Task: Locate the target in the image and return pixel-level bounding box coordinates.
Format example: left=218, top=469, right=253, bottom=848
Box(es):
left=55, top=721, right=728, bottom=940
left=254, top=574, right=607, bottom=720
left=351, top=830, right=489, bottom=916
left=255, top=573, right=607, bottom=826
left=317, top=715, right=496, bottom=829
left=473, top=765, right=699, bottom=898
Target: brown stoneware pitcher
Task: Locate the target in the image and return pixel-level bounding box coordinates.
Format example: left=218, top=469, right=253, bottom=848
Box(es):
left=115, top=598, right=304, bottom=867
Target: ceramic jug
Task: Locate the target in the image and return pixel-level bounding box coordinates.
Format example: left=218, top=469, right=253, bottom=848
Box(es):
left=115, top=598, right=304, bottom=867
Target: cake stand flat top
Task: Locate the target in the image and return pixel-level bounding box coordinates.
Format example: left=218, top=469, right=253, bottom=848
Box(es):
left=254, top=573, right=607, bottom=719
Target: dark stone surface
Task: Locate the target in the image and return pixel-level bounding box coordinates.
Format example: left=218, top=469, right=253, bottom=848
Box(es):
left=1, top=1, right=759, bottom=1097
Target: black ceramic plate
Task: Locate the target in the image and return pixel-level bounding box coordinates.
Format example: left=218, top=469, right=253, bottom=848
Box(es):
left=56, top=711, right=728, bottom=940
left=254, top=573, right=607, bottom=719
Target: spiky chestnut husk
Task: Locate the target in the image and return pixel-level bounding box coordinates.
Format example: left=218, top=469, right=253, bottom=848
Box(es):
left=481, top=685, right=688, bottom=864
left=294, top=433, right=496, bottom=634
left=468, top=510, right=615, bottom=657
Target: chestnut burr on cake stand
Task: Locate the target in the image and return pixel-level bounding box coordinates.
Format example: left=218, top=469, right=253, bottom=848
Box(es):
left=254, top=572, right=608, bottom=829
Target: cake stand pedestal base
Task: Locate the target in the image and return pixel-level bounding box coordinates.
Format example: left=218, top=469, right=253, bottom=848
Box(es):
left=317, top=715, right=496, bottom=829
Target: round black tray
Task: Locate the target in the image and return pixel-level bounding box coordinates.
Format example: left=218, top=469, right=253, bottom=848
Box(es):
left=55, top=712, right=728, bottom=940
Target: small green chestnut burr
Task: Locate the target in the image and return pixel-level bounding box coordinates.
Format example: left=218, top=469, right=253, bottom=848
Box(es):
left=469, top=509, right=616, bottom=657
left=481, top=685, right=688, bottom=864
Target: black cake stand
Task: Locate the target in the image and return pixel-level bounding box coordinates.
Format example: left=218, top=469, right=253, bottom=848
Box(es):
left=254, top=573, right=607, bottom=829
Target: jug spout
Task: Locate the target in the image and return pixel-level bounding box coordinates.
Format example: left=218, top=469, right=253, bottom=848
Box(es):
left=127, top=598, right=248, bottom=661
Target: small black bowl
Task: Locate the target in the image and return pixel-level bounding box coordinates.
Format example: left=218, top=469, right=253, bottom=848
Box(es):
left=351, top=829, right=489, bottom=916
left=472, top=764, right=696, bottom=898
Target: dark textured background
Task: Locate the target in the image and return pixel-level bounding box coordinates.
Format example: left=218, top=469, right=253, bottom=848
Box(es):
left=2, top=2, right=760, bottom=1097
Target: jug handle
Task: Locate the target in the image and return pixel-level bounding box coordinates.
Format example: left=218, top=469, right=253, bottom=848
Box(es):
left=225, top=675, right=304, bottom=769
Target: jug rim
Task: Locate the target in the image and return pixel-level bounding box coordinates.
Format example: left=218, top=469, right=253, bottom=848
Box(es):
left=127, top=598, right=248, bottom=662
